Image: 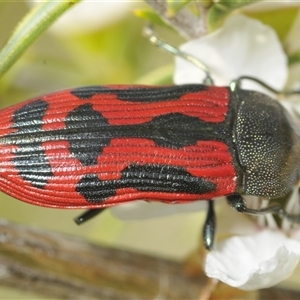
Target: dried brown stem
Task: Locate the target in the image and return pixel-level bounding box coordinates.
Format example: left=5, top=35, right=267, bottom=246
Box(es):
left=0, top=219, right=205, bottom=299
left=144, top=0, right=206, bottom=39
left=0, top=219, right=299, bottom=299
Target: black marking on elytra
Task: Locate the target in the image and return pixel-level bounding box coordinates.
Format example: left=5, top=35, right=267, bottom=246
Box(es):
left=146, top=113, right=213, bottom=148
left=76, top=164, right=216, bottom=202
left=10, top=100, right=54, bottom=188
left=65, top=103, right=110, bottom=165
left=76, top=174, right=116, bottom=202
left=3, top=102, right=230, bottom=168
left=3, top=84, right=234, bottom=189
left=70, top=84, right=208, bottom=102
left=64, top=104, right=227, bottom=166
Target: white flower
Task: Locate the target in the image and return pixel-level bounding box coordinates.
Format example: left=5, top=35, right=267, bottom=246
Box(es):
left=205, top=229, right=300, bottom=290
left=205, top=191, right=300, bottom=290
left=174, top=14, right=300, bottom=290
left=174, top=14, right=287, bottom=95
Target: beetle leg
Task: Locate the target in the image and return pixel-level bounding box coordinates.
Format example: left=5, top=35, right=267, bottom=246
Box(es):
left=74, top=208, right=106, bottom=225
left=203, top=201, right=216, bottom=250
left=227, top=194, right=300, bottom=222
left=227, top=194, right=284, bottom=215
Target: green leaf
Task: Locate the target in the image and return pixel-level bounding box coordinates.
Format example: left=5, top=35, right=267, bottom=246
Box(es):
left=289, top=51, right=300, bottom=66
left=207, top=0, right=263, bottom=31
left=133, top=9, right=166, bottom=27
left=245, top=7, right=300, bottom=41
left=0, top=0, right=81, bottom=78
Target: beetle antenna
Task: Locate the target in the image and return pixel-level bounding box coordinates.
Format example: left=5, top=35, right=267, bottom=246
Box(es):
left=227, top=194, right=300, bottom=222
left=286, top=89, right=300, bottom=95
left=230, top=76, right=281, bottom=94
left=231, top=76, right=300, bottom=97
left=143, top=25, right=214, bottom=85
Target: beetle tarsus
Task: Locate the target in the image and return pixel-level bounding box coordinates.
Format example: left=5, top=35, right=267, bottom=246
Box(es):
left=227, top=194, right=282, bottom=215
left=203, top=201, right=216, bottom=250
left=227, top=194, right=300, bottom=222
left=74, top=208, right=106, bottom=225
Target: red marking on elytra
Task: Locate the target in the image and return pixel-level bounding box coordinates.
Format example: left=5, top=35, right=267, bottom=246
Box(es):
left=0, top=85, right=235, bottom=208
left=91, top=85, right=230, bottom=125
left=40, top=85, right=230, bottom=129
left=0, top=136, right=236, bottom=208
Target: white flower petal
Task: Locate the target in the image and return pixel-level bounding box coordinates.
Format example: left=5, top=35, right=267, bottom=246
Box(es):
left=174, top=15, right=287, bottom=94
left=205, top=230, right=300, bottom=290
left=291, top=229, right=300, bottom=242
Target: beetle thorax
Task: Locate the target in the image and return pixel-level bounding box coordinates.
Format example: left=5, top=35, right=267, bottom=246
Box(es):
left=234, top=90, right=300, bottom=199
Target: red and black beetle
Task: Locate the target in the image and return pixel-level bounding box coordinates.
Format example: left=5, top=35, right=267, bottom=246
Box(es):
left=0, top=81, right=299, bottom=249
left=0, top=32, right=299, bottom=249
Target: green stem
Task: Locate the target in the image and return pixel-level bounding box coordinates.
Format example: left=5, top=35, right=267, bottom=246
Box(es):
left=0, top=1, right=81, bottom=78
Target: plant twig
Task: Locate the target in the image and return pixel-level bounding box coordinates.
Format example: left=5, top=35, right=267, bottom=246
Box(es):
left=0, top=219, right=205, bottom=299
left=0, top=219, right=299, bottom=299
left=144, top=0, right=205, bottom=39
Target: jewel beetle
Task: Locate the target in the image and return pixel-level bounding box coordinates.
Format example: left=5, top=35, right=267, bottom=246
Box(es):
left=0, top=80, right=300, bottom=249
left=1, top=32, right=300, bottom=250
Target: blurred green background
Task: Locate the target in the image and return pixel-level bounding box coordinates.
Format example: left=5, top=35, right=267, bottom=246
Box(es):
left=3, top=2, right=300, bottom=298
left=0, top=2, right=206, bottom=298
